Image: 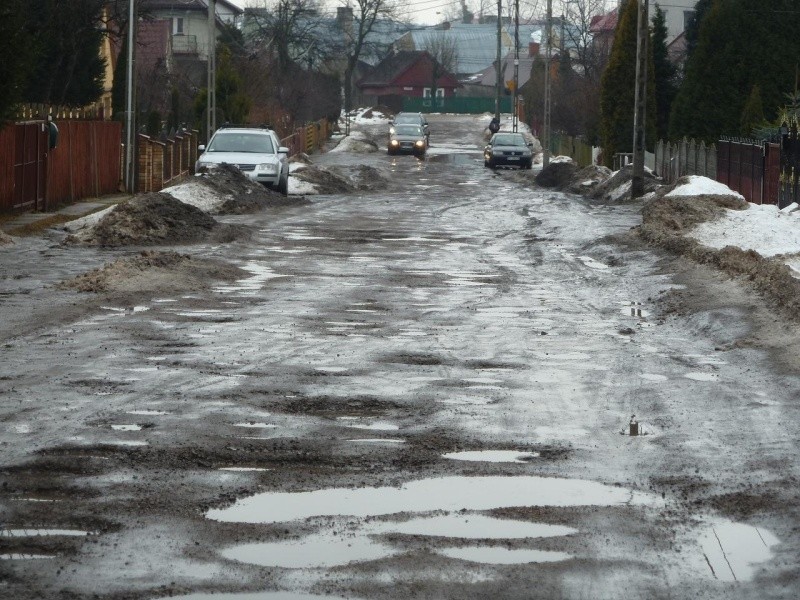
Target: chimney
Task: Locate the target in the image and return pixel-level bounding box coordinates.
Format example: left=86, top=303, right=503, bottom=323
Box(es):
left=529, top=42, right=540, bottom=57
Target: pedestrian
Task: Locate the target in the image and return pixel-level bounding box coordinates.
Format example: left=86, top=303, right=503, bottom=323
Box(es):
left=489, top=116, right=500, bottom=134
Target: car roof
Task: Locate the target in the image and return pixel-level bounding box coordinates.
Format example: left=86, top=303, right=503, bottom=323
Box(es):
left=213, top=128, right=274, bottom=135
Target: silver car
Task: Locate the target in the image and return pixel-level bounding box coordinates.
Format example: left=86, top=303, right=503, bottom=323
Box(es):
left=195, top=127, right=290, bottom=194
left=484, top=132, right=534, bottom=169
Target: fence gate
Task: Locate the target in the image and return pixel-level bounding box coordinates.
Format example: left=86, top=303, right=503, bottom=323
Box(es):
left=12, top=122, right=48, bottom=211
left=779, top=122, right=800, bottom=208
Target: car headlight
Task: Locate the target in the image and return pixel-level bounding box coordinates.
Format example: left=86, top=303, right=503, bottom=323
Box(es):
left=415, top=140, right=424, bottom=147
left=196, top=161, right=213, bottom=169
left=257, top=163, right=278, bottom=174
left=390, top=140, right=399, bottom=146
left=389, top=126, right=396, bottom=134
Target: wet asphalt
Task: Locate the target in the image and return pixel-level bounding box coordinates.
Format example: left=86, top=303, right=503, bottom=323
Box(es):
left=1, top=115, right=799, bottom=599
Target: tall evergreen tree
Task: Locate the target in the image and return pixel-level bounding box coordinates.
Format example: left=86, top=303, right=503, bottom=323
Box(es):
left=0, top=0, right=33, bottom=121
left=740, top=84, right=764, bottom=137
left=24, top=0, right=106, bottom=107
left=684, top=0, right=713, bottom=60
left=599, top=0, right=656, bottom=164
left=669, top=0, right=800, bottom=141
left=651, top=4, right=677, bottom=140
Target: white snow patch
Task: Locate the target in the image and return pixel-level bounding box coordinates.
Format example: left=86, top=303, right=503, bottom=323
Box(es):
left=665, top=175, right=743, bottom=200
left=165, top=180, right=228, bottom=212
left=689, top=203, right=800, bottom=258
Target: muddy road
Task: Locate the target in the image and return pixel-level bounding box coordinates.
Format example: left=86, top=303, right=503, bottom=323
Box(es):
left=1, top=115, right=798, bottom=599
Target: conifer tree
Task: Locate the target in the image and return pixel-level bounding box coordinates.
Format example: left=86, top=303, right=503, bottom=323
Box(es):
left=669, top=0, right=800, bottom=142
left=651, top=4, right=677, bottom=141
left=740, top=84, right=764, bottom=137
left=0, top=0, right=32, bottom=121
left=599, top=0, right=656, bottom=165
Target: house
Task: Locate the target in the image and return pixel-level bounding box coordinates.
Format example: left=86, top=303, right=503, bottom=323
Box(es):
left=141, top=0, right=242, bottom=61
left=357, top=50, right=460, bottom=111
left=591, top=1, right=696, bottom=57
left=393, top=22, right=514, bottom=78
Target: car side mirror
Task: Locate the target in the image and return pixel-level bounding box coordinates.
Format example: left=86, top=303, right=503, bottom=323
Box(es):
left=198, top=144, right=205, bottom=151
left=278, top=146, right=289, bottom=154
left=527, top=142, right=533, bottom=147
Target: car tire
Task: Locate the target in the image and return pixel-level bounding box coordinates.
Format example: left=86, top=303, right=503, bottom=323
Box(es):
left=523, top=160, right=532, bottom=170
left=489, top=159, right=497, bottom=169
left=277, top=171, right=289, bottom=196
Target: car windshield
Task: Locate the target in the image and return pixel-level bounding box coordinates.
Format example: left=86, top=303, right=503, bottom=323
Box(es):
left=493, top=135, right=526, bottom=146
left=207, top=132, right=275, bottom=153
left=395, top=115, right=422, bottom=125
left=395, top=125, right=423, bottom=136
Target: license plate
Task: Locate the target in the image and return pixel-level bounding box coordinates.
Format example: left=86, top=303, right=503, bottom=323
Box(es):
left=507, top=156, right=519, bottom=161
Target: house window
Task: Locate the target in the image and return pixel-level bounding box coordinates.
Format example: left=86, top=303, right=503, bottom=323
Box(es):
left=423, top=88, right=431, bottom=98
left=435, top=88, right=445, bottom=98
left=174, top=17, right=184, bottom=35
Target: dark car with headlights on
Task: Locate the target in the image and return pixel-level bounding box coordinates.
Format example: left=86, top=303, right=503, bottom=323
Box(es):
left=388, top=124, right=428, bottom=157
left=484, top=132, right=534, bottom=169
left=390, top=112, right=429, bottom=141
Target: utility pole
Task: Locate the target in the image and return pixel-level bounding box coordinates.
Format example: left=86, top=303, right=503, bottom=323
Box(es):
left=124, top=0, right=136, bottom=193
left=543, top=0, right=552, bottom=167
left=512, top=0, right=519, bottom=132
left=631, top=0, right=649, bottom=198
left=494, top=0, right=502, bottom=121
left=207, top=0, right=217, bottom=143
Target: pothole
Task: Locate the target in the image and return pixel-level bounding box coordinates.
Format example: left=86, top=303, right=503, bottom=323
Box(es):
left=437, top=546, right=571, bottom=564
left=442, top=450, right=540, bottom=463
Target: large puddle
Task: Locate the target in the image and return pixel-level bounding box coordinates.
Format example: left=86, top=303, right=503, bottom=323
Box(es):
left=207, top=475, right=651, bottom=524
left=160, top=592, right=354, bottom=600
left=207, top=475, right=779, bottom=581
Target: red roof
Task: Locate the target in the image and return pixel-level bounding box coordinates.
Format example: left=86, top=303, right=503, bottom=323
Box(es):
left=589, top=9, right=618, bottom=34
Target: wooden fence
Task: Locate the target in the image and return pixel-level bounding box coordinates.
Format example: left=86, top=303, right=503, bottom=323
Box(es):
left=0, top=120, right=121, bottom=213
left=550, top=133, right=595, bottom=167
left=137, top=130, right=198, bottom=193
left=135, top=118, right=330, bottom=193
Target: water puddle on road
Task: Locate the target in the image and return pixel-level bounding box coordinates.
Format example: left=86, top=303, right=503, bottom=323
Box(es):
left=640, top=373, right=669, bottom=382
left=348, top=438, right=406, bottom=444
left=699, top=521, right=780, bottom=582
left=0, top=553, right=56, bottom=560
left=207, top=476, right=653, bottom=524
left=442, top=450, right=540, bottom=463
left=437, top=547, right=572, bottom=565
left=375, top=514, right=575, bottom=539
left=163, top=590, right=353, bottom=600
left=218, top=467, right=270, bottom=472
left=0, top=529, right=94, bottom=537
left=214, top=263, right=288, bottom=295
left=342, top=421, right=400, bottom=432
left=126, top=410, right=169, bottom=416
left=222, top=534, right=396, bottom=569
left=110, top=424, right=141, bottom=431
left=233, top=422, right=278, bottom=429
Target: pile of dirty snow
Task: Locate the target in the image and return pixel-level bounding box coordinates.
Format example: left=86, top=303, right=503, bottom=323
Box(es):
left=0, top=231, right=15, bottom=246
left=290, top=165, right=357, bottom=194
left=666, top=175, right=744, bottom=200
left=329, top=131, right=379, bottom=154
left=63, top=193, right=241, bottom=247
left=58, top=250, right=246, bottom=294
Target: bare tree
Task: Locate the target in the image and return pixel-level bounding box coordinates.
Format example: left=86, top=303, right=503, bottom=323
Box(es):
left=339, top=0, right=398, bottom=116
left=558, top=0, right=612, bottom=83
left=423, top=32, right=459, bottom=103
left=248, top=0, right=327, bottom=74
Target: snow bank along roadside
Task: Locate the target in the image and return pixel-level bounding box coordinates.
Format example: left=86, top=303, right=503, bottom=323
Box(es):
left=636, top=177, right=800, bottom=321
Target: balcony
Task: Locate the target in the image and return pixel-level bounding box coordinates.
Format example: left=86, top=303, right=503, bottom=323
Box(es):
left=172, top=34, right=198, bottom=55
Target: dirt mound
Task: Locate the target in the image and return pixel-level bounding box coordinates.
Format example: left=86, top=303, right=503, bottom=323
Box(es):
left=291, top=165, right=356, bottom=194
left=535, top=161, right=579, bottom=188
left=641, top=194, right=748, bottom=234
left=327, top=165, right=388, bottom=191
left=58, top=250, right=246, bottom=294
left=182, top=164, right=304, bottom=213
left=0, top=231, right=14, bottom=246
left=637, top=192, right=800, bottom=320
left=566, top=165, right=613, bottom=195
left=590, top=165, right=660, bottom=203
left=329, top=132, right=380, bottom=154
left=63, top=192, right=238, bottom=247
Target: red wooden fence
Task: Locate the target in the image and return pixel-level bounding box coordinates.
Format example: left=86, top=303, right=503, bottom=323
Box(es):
left=0, top=120, right=121, bottom=213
